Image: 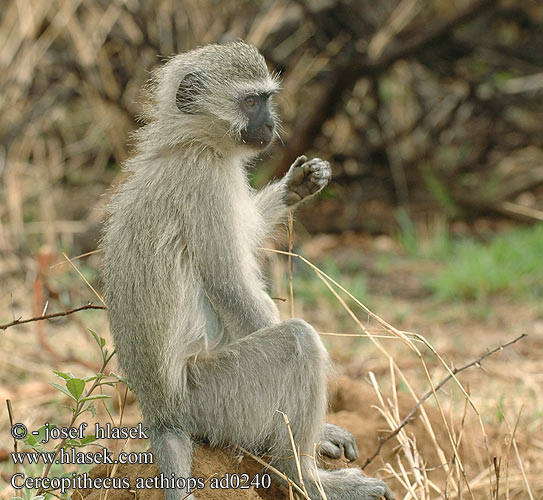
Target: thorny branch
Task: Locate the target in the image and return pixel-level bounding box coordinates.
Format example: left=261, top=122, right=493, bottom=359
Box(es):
left=361, top=332, right=528, bottom=470
left=0, top=304, right=106, bottom=332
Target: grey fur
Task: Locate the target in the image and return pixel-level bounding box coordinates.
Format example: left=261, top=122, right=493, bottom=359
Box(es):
left=102, top=41, right=393, bottom=500
left=320, top=423, right=359, bottom=461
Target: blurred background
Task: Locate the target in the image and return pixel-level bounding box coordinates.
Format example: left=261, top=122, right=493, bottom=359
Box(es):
left=0, top=0, right=542, bottom=498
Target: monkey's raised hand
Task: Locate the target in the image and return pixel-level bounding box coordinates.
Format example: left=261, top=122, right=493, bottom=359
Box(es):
left=284, top=155, right=331, bottom=206
left=318, top=423, right=359, bottom=461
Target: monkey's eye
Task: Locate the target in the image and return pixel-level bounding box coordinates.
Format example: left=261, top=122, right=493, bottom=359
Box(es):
left=245, top=96, right=256, bottom=108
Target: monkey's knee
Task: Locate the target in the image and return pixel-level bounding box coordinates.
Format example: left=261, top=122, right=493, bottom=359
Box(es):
left=282, top=318, right=329, bottom=367
left=271, top=319, right=330, bottom=447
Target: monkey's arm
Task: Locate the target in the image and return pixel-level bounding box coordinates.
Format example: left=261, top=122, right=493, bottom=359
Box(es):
left=188, top=210, right=280, bottom=336
left=200, top=256, right=279, bottom=336
left=254, top=156, right=331, bottom=234
left=253, top=180, right=290, bottom=231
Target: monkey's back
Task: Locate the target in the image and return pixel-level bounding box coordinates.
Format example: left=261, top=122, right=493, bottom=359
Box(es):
left=102, top=158, right=210, bottom=422
left=101, top=149, right=267, bottom=422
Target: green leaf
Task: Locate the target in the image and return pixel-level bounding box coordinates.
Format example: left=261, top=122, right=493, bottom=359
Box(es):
left=24, top=434, right=37, bottom=446
left=53, top=371, right=74, bottom=380
left=89, top=329, right=106, bottom=348
left=31, top=424, right=55, bottom=445
left=108, top=372, right=127, bottom=383
left=81, top=435, right=97, bottom=444
left=83, top=376, right=97, bottom=382
left=80, top=394, right=110, bottom=402
left=50, top=382, right=76, bottom=400
left=66, top=378, right=86, bottom=400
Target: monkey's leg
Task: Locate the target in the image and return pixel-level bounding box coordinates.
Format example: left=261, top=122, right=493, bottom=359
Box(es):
left=183, top=318, right=393, bottom=500
left=148, top=427, right=195, bottom=500
left=183, top=318, right=328, bottom=454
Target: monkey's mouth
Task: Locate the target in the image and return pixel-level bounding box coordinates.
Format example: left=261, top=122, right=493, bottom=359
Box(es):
left=240, top=126, right=274, bottom=149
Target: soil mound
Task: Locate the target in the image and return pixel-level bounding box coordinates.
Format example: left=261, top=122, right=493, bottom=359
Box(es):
left=73, top=376, right=443, bottom=500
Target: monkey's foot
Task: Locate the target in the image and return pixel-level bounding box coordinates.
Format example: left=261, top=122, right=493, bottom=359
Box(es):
left=284, top=155, right=332, bottom=206
left=318, top=423, right=359, bottom=461
left=313, top=468, right=394, bottom=500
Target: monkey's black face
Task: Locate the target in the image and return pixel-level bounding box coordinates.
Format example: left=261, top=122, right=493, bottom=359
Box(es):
left=239, top=94, right=275, bottom=149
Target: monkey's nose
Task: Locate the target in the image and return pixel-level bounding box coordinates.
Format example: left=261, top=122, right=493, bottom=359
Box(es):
left=264, top=123, right=274, bottom=143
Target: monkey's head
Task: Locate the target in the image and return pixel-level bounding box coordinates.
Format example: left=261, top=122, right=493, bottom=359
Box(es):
left=146, top=41, right=280, bottom=154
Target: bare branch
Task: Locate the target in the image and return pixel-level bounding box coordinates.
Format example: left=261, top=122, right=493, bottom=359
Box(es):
left=279, top=0, right=495, bottom=173
left=0, top=304, right=106, bottom=332
left=361, top=333, right=528, bottom=469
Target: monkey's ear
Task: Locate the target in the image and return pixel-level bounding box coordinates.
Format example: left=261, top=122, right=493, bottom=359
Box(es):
left=176, top=72, right=203, bottom=114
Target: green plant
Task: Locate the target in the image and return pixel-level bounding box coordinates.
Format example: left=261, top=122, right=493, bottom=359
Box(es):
left=429, top=224, right=543, bottom=300
left=395, top=208, right=419, bottom=256
left=11, top=330, right=124, bottom=500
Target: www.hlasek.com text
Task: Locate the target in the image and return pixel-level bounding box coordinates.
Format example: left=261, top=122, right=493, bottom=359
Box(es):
left=11, top=447, right=153, bottom=465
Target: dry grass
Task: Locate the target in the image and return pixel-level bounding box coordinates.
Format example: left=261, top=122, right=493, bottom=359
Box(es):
left=1, top=245, right=541, bottom=499
left=270, top=249, right=539, bottom=500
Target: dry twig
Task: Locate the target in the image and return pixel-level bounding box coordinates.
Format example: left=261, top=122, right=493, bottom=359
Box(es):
left=361, top=333, right=528, bottom=470
left=0, top=304, right=106, bottom=332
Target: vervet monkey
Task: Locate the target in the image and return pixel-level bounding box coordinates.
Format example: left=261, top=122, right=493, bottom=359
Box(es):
left=102, top=41, right=393, bottom=500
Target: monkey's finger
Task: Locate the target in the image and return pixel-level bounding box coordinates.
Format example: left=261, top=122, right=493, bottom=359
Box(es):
left=343, top=440, right=359, bottom=461
left=308, top=159, right=330, bottom=169
left=308, top=172, right=329, bottom=182
left=308, top=167, right=332, bottom=180
left=318, top=441, right=342, bottom=459
left=291, top=155, right=307, bottom=169
left=300, top=157, right=323, bottom=173
left=303, top=159, right=330, bottom=177
left=308, top=177, right=329, bottom=193
left=370, top=480, right=394, bottom=500
left=364, top=478, right=394, bottom=500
